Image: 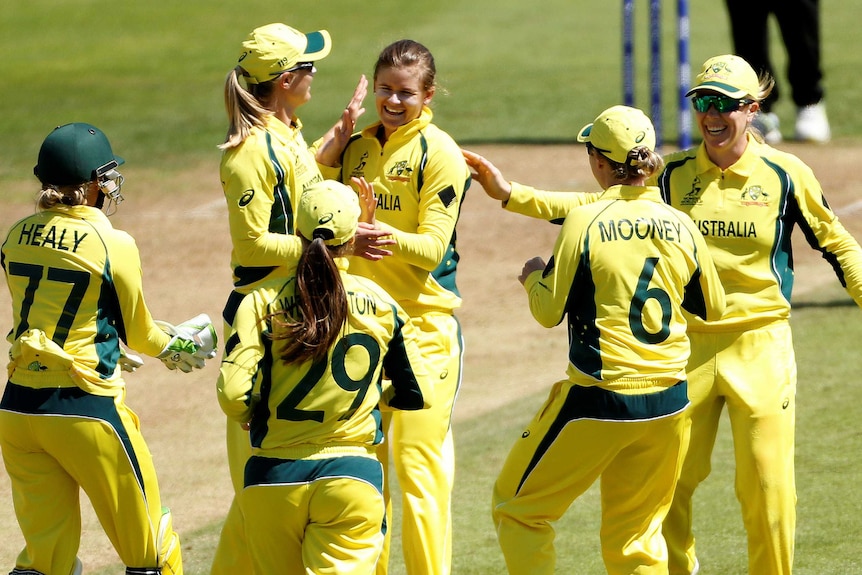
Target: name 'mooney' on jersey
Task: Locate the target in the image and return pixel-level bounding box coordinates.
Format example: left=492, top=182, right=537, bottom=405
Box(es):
left=595, top=217, right=684, bottom=244
left=525, top=185, right=724, bottom=392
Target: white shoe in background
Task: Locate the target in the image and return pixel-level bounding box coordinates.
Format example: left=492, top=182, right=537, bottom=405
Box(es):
left=795, top=102, right=831, bottom=143
left=752, top=111, right=782, bottom=145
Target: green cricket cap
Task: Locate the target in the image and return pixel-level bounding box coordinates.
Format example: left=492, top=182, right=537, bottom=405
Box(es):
left=34, top=123, right=124, bottom=186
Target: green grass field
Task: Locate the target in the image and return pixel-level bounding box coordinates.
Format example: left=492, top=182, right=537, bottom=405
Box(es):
left=3, top=1, right=862, bottom=573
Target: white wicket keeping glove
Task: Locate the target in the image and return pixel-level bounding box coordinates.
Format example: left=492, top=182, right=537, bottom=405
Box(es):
left=155, top=314, right=218, bottom=373
left=118, top=346, right=144, bottom=372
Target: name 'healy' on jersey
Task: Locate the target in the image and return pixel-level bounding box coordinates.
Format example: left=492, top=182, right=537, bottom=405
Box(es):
left=14, top=223, right=89, bottom=252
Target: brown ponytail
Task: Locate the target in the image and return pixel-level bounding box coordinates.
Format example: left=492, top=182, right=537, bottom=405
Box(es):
left=270, top=238, right=351, bottom=364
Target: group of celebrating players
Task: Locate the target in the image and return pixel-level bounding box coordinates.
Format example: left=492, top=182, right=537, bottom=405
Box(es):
left=2, top=18, right=861, bottom=575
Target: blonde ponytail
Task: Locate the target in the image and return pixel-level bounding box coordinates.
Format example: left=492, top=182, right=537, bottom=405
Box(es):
left=36, top=184, right=87, bottom=210
left=219, top=67, right=275, bottom=150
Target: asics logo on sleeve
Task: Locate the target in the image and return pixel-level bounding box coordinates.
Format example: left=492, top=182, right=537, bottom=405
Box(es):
left=239, top=189, right=255, bottom=207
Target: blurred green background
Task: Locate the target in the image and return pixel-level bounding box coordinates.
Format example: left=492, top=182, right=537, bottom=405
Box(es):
left=1, top=0, right=858, bottom=187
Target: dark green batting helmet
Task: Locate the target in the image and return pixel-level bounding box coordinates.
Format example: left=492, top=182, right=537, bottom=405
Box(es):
left=34, top=123, right=125, bottom=186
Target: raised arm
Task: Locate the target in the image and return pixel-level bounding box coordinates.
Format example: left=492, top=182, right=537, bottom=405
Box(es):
left=316, top=75, right=368, bottom=168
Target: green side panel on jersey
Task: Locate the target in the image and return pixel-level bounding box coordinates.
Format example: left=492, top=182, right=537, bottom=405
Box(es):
left=249, top=336, right=275, bottom=449
left=95, top=260, right=122, bottom=378
left=266, top=131, right=294, bottom=235
left=762, top=157, right=796, bottom=304
left=566, top=240, right=602, bottom=380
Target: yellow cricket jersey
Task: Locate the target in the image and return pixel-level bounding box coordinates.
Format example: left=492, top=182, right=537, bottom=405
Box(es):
left=1, top=205, right=170, bottom=395
left=318, top=107, right=470, bottom=316
left=657, top=136, right=862, bottom=330
left=216, top=259, right=434, bottom=461
left=523, top=185, right=725, bottom=392
left=220, top=115, right=324, bottom=293
left=505, top=183, right=602, bottom=225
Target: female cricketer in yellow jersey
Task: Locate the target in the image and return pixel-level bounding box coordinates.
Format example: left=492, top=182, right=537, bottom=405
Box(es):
left=466, top=56, right=862, bottom=575
left=469, top=106, right=725, bottom=575
left=316, top=39, right=471, bottom=575
left=214, top=22, right=384, bottom=575
left=659, top=56, right=862, bottom=575
left=0, top=123, right=217, bottom=575
left=216, top=180, right=434, bottom=575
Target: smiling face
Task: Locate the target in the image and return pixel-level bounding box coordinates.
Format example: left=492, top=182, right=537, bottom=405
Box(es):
left=374, top=64, right=433, bottom=140
left=693, top=90, right=759, bottom=168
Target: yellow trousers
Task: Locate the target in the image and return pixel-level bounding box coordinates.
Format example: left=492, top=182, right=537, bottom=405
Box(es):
left=0, top=385, right=182, bottom=574
left=376, top=312, right=462, bottom=575
left=492, top=380, right=689, bottom=575
left=241, top=455, right=385, bottom=575
left=664, top=322, right=797, bottom=575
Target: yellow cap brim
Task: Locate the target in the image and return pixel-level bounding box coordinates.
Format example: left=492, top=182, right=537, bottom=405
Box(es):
left=303, top=30, right=331, bottom=62
left=685, top=81, right=750, bottom=99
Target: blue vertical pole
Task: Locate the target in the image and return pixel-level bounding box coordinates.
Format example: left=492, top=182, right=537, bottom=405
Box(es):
left=649, top=0, right=662, bottom=147
left=623, top=0, right=635, bottom=107
left=678, top=0, right=692, bottom=148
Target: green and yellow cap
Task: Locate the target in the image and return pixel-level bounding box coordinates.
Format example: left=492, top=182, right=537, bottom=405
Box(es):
left=237, top=23, right=331, bottom=84
left=685, top=54, right=760, bottom=99
left=577, top=105, right=655, bottom=164
left=297, top=180, right=360, bottom=246
left=34, top=123, right=124, bottom=186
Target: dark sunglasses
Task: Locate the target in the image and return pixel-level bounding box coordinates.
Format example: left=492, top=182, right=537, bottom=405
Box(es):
left=691, top=94, right=752, bottom=114
left=286, top=61, right=315, bottom=73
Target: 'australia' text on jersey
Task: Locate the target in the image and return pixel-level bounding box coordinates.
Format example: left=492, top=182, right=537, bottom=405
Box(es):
left=695, top=219, right=757, bottom=238
left=376, top=194, right=402, bottom=212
